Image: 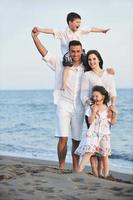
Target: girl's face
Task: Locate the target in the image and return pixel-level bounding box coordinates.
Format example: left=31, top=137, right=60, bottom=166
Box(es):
left=88, top=54, right=100, bottom=70
left=92, top=91, right=104, bottom=105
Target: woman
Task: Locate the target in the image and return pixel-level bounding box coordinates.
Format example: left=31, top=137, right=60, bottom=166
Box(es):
left=81, top=50, right=117, bottom=177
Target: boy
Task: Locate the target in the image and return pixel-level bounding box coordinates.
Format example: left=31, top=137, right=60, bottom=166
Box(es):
left=36, top=12, right=110, bottom=90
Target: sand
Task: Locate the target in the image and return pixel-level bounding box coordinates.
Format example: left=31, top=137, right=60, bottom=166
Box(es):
left=0, top=155, right=133, bottom=200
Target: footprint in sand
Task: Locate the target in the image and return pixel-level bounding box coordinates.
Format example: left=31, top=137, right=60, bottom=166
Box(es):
left=59, top=195, right=80, bottom=200
left=72, top=177, right=85, bottom=183
left=35, top=186, right=54, bottom=193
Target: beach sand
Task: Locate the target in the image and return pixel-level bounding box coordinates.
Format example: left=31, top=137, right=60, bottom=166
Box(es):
left=0, top=155, right=133, bottom=200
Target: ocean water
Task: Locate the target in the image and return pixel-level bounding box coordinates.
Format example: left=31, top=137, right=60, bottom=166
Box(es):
left=0, top=89, right=133, bottom=174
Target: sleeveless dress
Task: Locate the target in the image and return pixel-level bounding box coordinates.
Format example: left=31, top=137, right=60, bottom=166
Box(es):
left=75, top=107, right=111, bottom=156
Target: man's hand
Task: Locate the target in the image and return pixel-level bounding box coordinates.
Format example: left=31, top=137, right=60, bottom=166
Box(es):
left=31, top=27, right=39, bottom=37
left=102, top=28, right=110, bottom=33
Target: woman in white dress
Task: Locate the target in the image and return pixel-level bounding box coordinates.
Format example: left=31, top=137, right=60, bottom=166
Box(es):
left=80, top=50, right=117, bottom=177
left=75, top=86, right=118, bottom=177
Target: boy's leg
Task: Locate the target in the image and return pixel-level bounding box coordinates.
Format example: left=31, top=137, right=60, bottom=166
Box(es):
left=90, top=156, right=98, bottom=176
left=61, top=67, right=69, bottom=90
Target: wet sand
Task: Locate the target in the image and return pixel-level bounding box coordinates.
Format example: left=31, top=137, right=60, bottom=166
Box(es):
left=0, top=155, right=133, bottom=200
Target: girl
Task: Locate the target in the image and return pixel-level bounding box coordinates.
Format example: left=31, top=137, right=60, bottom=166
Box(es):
left=75, top=85, right=118, bottom=177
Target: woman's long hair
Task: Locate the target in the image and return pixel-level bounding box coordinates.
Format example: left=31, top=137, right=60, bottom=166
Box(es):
left=84, top=50, right=103, bottom=72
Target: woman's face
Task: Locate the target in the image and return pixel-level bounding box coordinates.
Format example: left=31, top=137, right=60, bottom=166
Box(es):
left=88, top=54, right=100, bottom=70
left=92, top=91, right=104, bottom=105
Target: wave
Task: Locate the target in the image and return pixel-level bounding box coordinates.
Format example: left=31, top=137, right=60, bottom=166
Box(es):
left=111, top=153, right=133, bottom=162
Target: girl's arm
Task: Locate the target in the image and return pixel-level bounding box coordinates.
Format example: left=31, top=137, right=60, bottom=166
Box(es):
left=88, top=105, right=98, bottom=124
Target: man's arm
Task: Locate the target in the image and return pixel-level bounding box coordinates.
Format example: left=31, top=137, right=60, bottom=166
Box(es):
left=37, top=27, right=54, bottom=35
left=90, top=27, right=110, bottom=33
left=31, top=27, right=48, bottom=57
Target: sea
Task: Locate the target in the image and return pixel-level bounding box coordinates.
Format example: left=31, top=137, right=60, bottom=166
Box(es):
left=0, top=89, right=133, bottom=175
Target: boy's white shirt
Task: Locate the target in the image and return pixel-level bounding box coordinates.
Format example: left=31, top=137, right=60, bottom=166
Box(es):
left=42, top=51, right=85, bottom=113
left=53, top=27, right=91, bottom=55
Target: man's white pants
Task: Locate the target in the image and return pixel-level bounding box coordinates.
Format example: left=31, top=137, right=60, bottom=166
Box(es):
left=55, top=107, right=84, bottom=141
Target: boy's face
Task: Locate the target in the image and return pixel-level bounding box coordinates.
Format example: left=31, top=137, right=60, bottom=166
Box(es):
left=69, top=18, right=81, bottom=32
left=69, top=45, right=82, bottom=63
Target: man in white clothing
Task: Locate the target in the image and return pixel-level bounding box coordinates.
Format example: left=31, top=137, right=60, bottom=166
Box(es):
left=32, top=27, right=85, bottom=172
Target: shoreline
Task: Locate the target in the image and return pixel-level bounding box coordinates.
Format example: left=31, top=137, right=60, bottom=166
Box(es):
left=0, top=154, right=132, bottom=181
left=0, top=155, right=133, bottom=200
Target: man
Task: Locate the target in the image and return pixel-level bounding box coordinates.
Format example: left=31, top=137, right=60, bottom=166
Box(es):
left=31, top=27, right=85, bottom=172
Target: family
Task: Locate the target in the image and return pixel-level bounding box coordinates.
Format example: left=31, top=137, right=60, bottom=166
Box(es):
left=31, top=12, right=118, bottom=178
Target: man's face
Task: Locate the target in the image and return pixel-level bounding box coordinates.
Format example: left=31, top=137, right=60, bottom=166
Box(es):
left=69, top=18, right=81, bottom=32
left=69, top=45, right=82, bottom=63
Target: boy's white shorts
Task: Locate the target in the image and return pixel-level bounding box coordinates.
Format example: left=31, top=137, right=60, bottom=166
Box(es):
left=55, top=107, right=84, bottom=141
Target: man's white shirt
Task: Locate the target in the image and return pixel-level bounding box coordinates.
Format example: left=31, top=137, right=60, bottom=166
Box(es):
left=42, top=52, right=85, bottom=113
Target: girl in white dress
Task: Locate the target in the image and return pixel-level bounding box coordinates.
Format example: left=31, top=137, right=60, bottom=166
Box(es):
left=75, top=85, right=118, bottom=177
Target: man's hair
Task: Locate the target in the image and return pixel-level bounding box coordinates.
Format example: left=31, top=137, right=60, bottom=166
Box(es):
left=67, top=12, right=81, bottom=24
left=69, top=40, right=82, bottom=49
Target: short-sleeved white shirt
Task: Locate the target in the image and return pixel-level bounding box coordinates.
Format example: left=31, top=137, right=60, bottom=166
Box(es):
left=53, top=27, right=91, bottom=55
left=42, top=51, right=85, bottom=113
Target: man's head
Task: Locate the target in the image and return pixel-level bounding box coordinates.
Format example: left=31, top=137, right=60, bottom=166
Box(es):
left=66, top=12, right=81, bottom=32
left=69, top=40, right=82, bottom=63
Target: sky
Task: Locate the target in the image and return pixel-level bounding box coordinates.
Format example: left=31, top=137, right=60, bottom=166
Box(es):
left=0, top=0, right=133, bottom=90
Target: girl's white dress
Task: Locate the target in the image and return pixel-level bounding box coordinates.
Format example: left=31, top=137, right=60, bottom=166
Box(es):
left=75, top=107, right=111, bottom=156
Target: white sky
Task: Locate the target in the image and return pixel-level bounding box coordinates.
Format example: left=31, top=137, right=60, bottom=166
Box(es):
left=0, top=0, right=133, bottom=90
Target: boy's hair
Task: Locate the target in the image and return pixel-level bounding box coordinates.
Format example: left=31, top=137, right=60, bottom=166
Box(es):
left=69, top=40, right=82, bottom=49
left=67, top=12, right=81, bottom=24
left=84, top=50, right=103, bottom=72
left=91, top=85, right=110, bottom=105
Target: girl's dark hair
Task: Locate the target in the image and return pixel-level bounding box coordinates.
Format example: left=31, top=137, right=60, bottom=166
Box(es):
left=91, top=85, right=110, bottom=105
left=67, top=12, right=81, bottom=24
left=84, top=50, right=103, bottom=72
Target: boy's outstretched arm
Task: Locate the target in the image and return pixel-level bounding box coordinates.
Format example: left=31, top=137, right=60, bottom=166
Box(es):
left=37, top=27, right=54, bottom=35
left=90, top=27, right=110, bottom=33
left=31, top=27, right=48, bottom=57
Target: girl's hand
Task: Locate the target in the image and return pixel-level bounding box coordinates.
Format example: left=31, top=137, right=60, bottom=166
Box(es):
left=92, top=104, right=99, bottom=113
